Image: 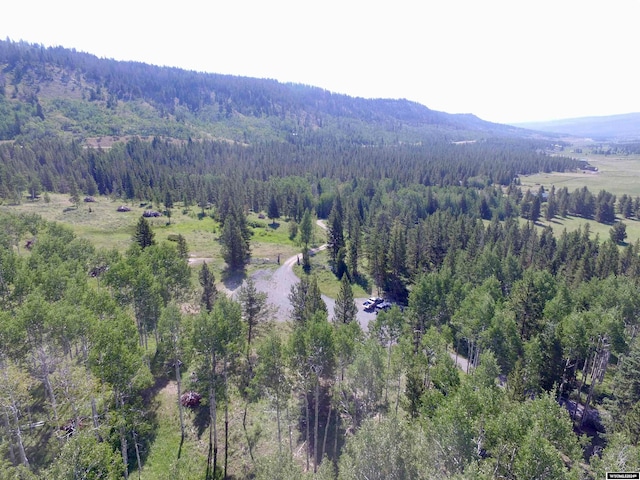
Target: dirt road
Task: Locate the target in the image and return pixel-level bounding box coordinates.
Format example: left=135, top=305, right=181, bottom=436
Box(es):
left=222, top=221, right=375, bottom=329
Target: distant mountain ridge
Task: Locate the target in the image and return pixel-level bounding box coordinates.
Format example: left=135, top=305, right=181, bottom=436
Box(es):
left=514, top=113, right=640, bottom=141
left=0, top=39, right=536, bottom=144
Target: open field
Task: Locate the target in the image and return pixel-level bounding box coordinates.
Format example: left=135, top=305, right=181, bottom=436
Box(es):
left=528, top=214, right=640, bottom=246
left=521, top=152, right=640, bottom=198
left=0, top=193, right=301, bottom=279
left=519, top=151, right=640, bottom=244
left=0, top=193, right=220, bottom=253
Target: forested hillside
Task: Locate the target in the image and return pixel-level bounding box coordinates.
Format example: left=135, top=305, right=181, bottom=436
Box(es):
left=0, top=40, right=535, bottom=144
left=2, top=39, right=640, bottom=480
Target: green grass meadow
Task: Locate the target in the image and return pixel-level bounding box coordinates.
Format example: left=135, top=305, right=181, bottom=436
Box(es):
left=0, top=194, right=220, bottom=252
left=520, top=151, right=640, bottom=244
left=528, top=214, right=640, bottom=246
left=521, top=152, right=640, bottom=198
left=137, top=382, right=207, bottom=480
left=0, top=194, right=303, bottom=277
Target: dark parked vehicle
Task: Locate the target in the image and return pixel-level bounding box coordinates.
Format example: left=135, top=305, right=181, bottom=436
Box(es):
left=363, top=297, right=383, bottom=312
left=375, top=301, right=392, bottom=312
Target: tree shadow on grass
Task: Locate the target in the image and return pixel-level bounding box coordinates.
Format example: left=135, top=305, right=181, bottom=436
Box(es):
left=221, top=269, right=246, bottom=294
left=353, top=273, right=371, bottom=294
left=129, top=371, right=166, bottom=473
left=193, top=403, right=211, bottom=438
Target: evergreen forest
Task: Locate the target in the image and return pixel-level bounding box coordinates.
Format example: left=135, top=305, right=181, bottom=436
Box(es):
left=2, top=39, right=640, bottom=479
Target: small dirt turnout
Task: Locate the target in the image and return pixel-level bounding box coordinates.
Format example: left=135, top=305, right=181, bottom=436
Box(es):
left=222, top=220, right=373, bottom=328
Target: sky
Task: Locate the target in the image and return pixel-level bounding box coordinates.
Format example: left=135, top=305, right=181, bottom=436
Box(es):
left=2, top=0, right=639, bottom=124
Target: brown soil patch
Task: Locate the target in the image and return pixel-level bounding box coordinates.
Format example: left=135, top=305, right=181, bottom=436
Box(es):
left=162, top=380, right=178, bottom=396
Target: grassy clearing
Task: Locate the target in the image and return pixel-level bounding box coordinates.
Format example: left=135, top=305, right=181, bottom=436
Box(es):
left=0, top=194, right=303, bottom=280
left=521, top=153, right=640, bottom=197
left=293, top=249, right=371, bottom=298
left=246, top=214, right=300, bottom=265
left=518, top=152, right=640, bottom=245
left=0, top=194, right=220, bottom=253
left=136, top=381, right=207, bottom=480
left=530, top=215, right=640, bottom=245
left=247, top=214, right=293, bottom=245
left=138, top=376, right=305, bottom=479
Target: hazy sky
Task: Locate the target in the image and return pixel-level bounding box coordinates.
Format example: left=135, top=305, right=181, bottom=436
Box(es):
left=2, top=0, right=638, bottom=124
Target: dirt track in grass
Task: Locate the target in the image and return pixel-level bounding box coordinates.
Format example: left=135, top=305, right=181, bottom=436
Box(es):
left=219, top=221, right=374, bottom=328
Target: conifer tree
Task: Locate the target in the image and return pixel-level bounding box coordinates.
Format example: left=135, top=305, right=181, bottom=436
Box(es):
left=530, top=194, right=541, bottom=223
left=199, top=262, right=217, bottom=313
left=238, top=278, right=269, bottom=353
left=268, top=193, right=279, bottom=226
left=299, top=209, right=313, bottom=247
left=289, top=275, right=327, bottom=324
left=134, top=216, right=155, bottom=249
left=610, top=222, right=628, bottom=245
left=69, top=178, right=80, bottom=209
left=176, top=234, right=189, bottom=260
left=333, top=273, right=358, bottom=324
left=220, top=208, right=250, bottom=271
left=347, top=213, right=361, bottom=279
left=327, top=194, right=345, bottom=270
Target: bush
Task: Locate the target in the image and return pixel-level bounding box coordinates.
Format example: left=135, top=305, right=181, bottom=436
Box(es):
left=248, top=220, right=267, bottom=229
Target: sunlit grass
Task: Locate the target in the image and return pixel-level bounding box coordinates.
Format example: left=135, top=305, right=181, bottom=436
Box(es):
left=136, top=381, right=208, bottom=480
left=0, top=194, right=221, bottom=253
left=518, top=152, right=640, bottom=245
left=0, top=194, right=308, bottom=277
left=293, top=249, right=370, bottom=298
left=521, top=153, right=640, bottom=198
left=525, top=214, right=640, bottom=246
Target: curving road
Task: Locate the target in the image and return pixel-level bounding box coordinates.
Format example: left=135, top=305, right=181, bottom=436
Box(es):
left=223, top=221, right=375, bottom=329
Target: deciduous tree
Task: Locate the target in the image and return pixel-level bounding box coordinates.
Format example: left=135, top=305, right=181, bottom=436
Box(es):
left=191, top=296, right=244, bottom=479
left=159, top=304, right=188, bottom=442
left=254, top=332, right=290, bottom=453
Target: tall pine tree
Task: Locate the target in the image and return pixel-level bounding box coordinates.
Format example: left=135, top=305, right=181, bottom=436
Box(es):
left=333, top=273, right=358, bottom=324
left=327, top=195, right=345, bottom=274
left=220, top=207, right=250, bottom=271
left=199, top=262, right=217, bottom=313
left=134, top=216, right=155, bottom=249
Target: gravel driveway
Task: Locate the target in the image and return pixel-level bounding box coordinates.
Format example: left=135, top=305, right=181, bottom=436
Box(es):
left=222, top=220, right=375, bottom=329
left=225, top=248, right=375, bottom=329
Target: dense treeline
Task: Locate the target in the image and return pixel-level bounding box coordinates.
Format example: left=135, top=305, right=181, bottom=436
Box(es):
left=0, top=136, right=577, bottom=208
left=3, top=190, right=640, bottom=478
left=0, top=212, right=192, bottom=478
